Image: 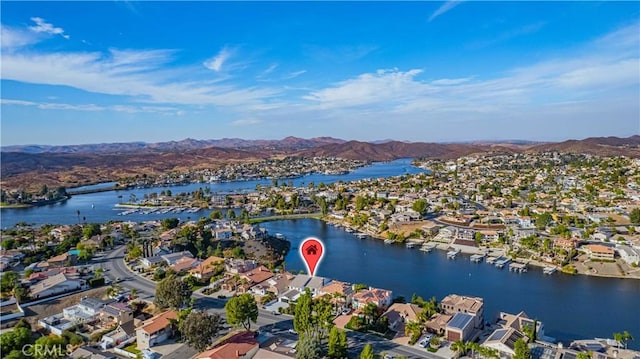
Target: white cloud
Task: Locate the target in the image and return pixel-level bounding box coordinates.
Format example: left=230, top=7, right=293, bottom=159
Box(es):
left=203, top=46, right=233, bottom=72
left=1, top=25, right=39, bottom=49
left=283, top=70, right=307, bottom=80
left=1, top=47, right=280, bottom=107
left=29, top=17, right=69, bottom=39
left=429, top=1, right=463, bottom=22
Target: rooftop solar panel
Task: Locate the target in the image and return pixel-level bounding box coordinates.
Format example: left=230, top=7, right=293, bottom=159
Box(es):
left=448, top=313, right=474, bottom=329
left=487, top=329, right=508, bottom=342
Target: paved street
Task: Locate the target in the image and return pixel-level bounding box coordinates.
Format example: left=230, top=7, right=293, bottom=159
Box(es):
left=102, top=246, right=439, bottom=358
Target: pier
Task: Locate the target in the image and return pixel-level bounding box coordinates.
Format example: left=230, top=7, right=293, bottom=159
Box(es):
left=543, top=266, right=558, bottom=275
left=470, top=253, right=485, bottom=263
left=447, top=249, right=460, bottom=259
left=509, top=262, right=528, bottom=273
left=494, top=257, right=511, bottom=269
left=486, top=256, right=498, bottom=265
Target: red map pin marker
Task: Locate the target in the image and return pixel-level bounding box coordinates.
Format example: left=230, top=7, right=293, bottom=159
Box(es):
left=300, top=238, right=324, bottom=277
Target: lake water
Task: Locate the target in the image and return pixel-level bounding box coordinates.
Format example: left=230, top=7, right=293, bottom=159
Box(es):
left=262, top=219, right=640, bottom=349
left=1, top=159, right=424, bottom=228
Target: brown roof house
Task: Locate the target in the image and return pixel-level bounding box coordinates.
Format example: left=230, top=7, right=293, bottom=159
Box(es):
left=135, top=310, right=178, bottom=350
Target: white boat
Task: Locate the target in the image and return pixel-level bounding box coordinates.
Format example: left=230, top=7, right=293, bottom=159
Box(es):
left=384, top=239, right=395, bottom=244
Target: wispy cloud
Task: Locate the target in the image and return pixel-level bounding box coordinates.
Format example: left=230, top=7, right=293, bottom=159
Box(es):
left=1, top=98, right=181, bottom=114
left=29, top=17, right=69, bottom=39
left=283, top=70, right=307, bottom=80
left=429, top=1, right=463, bottom=22
left=231, top=118, right=263, bottom=126
left=0, top=25, right=39, bottom=49
left=468, top=21, right=546, bottom=49
left=203, top=46, right=234, bottom=72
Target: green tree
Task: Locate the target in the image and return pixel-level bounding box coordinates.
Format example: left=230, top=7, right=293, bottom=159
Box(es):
left=1, top=271, right=19, bottom=293
left=451, top=340, right=467, bottom=357
left=82, top=223, right=102, bottom=239
left=536, top=213, right=552, bottom=230
left=576, top=353, right=591, bottom=359
left=224, top=293, right=259, bottom=330
left=327, top=326, right=348, bottom=359
left=294, top=289, right=314, bottom=337
left=514, top=338, right=532, bottom=359
left=209, top=210, right=223, bottom=220
left=296, top=335, right=322, bottom=359
left=179, top=310, right=223, bottom=352
left=630, top=208, right=640, bottom=224
left=0, top=327, right=34, bottom=353
left=31, top=335, right=67, bottom=359
left=412, top=199, right=428, bottom=214
left=161, top=217, right=180, bottom=230
left=613, top=331, right=634, bottom=349
left=360, top=343, right=375, bottom=359
left=227, top=209, right=236, bottom=219
left=155, top=276, right=192, bottom=309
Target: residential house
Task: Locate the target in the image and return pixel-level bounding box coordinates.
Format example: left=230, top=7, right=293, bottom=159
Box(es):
left=287, top=274, right=331, bottom=296
left=100, top=302, right=134, bottom=326
left=195, top=331, right=259, bottom=359
left=382, top=303, right=423, bottom=333
left=63, top=297, right=106, bottom=325
left=250, top=272, right=293, bottom=296
left=425, top=313, right=453, bottom=335
left=440, top=294, right=484, bottom=329
left=445, top=312, right=475, bottom=342
left=70, top=346, right=116, bottom=359
left=100, top=321, right=136, bottom=349
left=236, top=266, right=274, bottom=293
left=47, top=252, right=76, bottom=267
left=352, top=287, right=393, bottom=310
left=29, top=273, right=85, bottom=299
left=226, top=259, right=258, bottom=274
left=316, top=281, right=354, bottom=307
left=140, top=256, right=165, bottom=268
left=497, top=311, right=545, bottom=340
left=582, top=245, right=615, bottom=261
left=482, top=328, right=527, bottom=357
left=161, top=251, right=194, bottom=266
left=214, top=229, right=233, bottom=240
left=136, top=310, right=178, bottom=350
left=553, top=238, right=579, bottom=252
left=172, top=256, right=200, bottom=273
left=189, top=256, right=225, bottom=281
left=616, top=245, right=640, bottom=266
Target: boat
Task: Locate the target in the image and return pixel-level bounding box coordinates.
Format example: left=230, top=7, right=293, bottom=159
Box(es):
left=406, top=242, right=416, bottom=249
left=543, top=266, right=557, bottom=275
left=384, top=239, right=395, bottom=244
left=470, top=254, right=485, bottom=263
left=447, top=249, right=460, bottom=259
left=355, top=233, right=369, bottom=239
left=495, top=257, right=512, bottom=269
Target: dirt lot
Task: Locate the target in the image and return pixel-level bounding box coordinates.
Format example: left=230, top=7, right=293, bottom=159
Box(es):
left=23, top=287, right=108, bottom=329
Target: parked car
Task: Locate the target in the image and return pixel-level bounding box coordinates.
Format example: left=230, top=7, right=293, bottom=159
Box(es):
left=419, top=334, right=433, bottom=348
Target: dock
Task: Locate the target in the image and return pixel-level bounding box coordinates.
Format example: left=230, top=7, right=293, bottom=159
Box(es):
left=447, top=249, right=460, bottom=260
left=509, top=262, right=527, bottom=273
left=494, top=257, right=511, bottom=269
left=355, top=232, right=369, bottom=239
left=543, top=266, right=557, bottom=275
left=406, top=242, right=417, bottom=249
left=486, top=256, right=498, bottom=265
left=470, top=253, right=485, bottom=263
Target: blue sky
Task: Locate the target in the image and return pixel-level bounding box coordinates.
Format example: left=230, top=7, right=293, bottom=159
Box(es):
left=1, top=1, right=639, bottom=145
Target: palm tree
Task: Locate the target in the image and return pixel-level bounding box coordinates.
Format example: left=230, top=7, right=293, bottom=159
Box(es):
left=614, top=331, right=635, bottom=349
left=467, top=342, right=480, bottom=358
left=451, top=340, right=467, bottom=358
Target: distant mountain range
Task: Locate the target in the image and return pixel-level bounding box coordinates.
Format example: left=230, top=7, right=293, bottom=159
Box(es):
left=1, top=135, right=639, bottom=190
left=1, top=136, right=347, bottom=154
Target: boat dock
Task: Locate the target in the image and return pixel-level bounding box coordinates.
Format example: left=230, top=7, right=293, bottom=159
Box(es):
left=509, top=262, right=528, bottom=273
left=486, top=256, right=499, bottom=264
left=355, top=232, right=369, bottom=239
left=420, top=243, right=437, bottom=253
left=494, top=257, right=511, bottom=268
left=543, top=266, right=557, bottom=275
left=447, top=249, right=460, bottom=259
left=406, top=242, right=417, bottom=249
left=470, top=253, right=485, bottom=263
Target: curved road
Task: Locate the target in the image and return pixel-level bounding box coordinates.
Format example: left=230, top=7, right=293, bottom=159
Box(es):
left=102, top=246, right=438, bottom=358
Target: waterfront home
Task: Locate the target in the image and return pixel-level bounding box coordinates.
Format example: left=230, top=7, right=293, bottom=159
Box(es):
left=441, top=294, right=484, bottom=329
left=250, top=272, right=294, bottom=296
left=189, top=256, right=225, bottom=280
left=482, top=327, right=527, bottom=357
left=161, top=251, right=194, bottom=266
left=445, top=312, right=476, bottom=342
left=582, top=244, right=615, bottom=261
left=195, top=331, right=258, bottom=359
left=287, top=274, right=331, bottom=295
left=136, top=310, right=178, bottom=350
left=29, top=273, right=85, bottom=299
left=352, top=287, right=393, bottom=310
left=617, top=245, right=640, bottom=266
left=553, top=238, right=580, bottom=252
left=497, top=311, right=546, bottom=340
left=383, top=303, right=423, bottom=333
left=214, top=228, right=233, bottom=240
